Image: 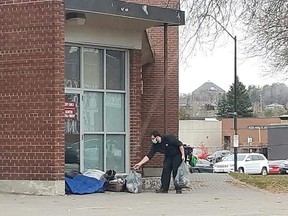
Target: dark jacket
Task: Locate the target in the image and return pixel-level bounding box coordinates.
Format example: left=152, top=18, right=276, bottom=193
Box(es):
left=147, top=134, right=183, bottom=159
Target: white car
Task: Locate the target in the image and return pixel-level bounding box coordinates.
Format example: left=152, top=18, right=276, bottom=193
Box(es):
left=213, top=153, right=269, bottom=175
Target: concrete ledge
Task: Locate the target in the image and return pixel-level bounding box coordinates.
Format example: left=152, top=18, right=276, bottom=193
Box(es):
left=0, top=180, right=65, bottom=196
left=142, top=167, right=162, bottom=177
left=0, top=177, right=189, bottom=195
left=142, top=177, right=175, bottom=191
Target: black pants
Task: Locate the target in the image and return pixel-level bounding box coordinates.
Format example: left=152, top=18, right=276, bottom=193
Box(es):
left=161, top=154, right=182, bottom=191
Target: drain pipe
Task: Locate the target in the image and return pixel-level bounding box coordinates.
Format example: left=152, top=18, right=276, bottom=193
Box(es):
left=164, top=23, right=168, bottom=134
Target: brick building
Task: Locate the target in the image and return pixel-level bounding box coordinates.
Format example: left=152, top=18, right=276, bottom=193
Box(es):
left=0, top=0, right=184, bottom=195
left=222, top=117, right=281, bottom=155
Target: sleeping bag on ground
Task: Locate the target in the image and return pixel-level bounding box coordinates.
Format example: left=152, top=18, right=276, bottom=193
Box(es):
left=65, top=175, right=107, bottom=194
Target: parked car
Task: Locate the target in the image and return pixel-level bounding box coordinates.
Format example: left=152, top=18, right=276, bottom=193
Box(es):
left=213, top=153, right=269, bottom=175
left=268, top=160, right=285, bottom=174
left=207, top=150, right=232, bottom=163
left=189, top=159, right=214, bottom=173
left=279, top=160, right=288, bottom=174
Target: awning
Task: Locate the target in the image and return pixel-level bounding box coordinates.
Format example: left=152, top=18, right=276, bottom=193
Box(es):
left=64, top=0, right=185, bottom=66
left=64, top=0, right=185, bottom=26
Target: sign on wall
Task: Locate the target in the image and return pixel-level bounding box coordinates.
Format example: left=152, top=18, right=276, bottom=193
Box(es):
left=65, top=100, right=76, bottom=119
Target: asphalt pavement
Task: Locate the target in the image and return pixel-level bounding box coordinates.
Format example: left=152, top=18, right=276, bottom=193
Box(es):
left=1, top=173, right=288, bottom=216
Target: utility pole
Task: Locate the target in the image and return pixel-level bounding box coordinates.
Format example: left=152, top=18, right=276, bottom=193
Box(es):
left=208, top=15, right=238, bottom=171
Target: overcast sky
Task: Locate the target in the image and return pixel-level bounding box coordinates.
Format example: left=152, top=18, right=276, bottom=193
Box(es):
left=179, top=34, right=288, bottom=93
left=178, top=7, right=288, bottom=95
left=179, top=40, right=288, bottom=94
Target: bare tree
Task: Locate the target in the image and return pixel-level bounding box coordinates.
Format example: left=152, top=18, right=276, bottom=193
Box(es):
left=180, top=0, right=288, bottom=76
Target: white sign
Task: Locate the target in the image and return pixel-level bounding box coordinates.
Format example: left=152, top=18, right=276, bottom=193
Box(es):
left=233, top=135, right=239, bottom=147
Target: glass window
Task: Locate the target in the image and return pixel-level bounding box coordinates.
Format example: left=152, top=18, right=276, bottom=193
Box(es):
left=106, top=93, right=125, bottom=132
left=65, top=46, right=80, bottom=88
left=83, top=48, right=104, bottom=89
left=106, top=135, right=125, bottom=173
left=65, top=94, right=80, bottom=171
left=65, top=45, right=127, bottom=173
left=83, top=92, right=104, bottom=132
left=225, top=154, right=246, bottom=161
left=247, top=156, right=253, bottom=161
left=199, top=159, right=210, bottom=165
left=106, top=50, right=125, bottom=90
left=84, top=135, right=104, bottom=171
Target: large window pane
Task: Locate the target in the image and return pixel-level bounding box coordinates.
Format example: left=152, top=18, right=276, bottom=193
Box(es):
left=106, top=50, right=125, bottom=90
left=106, top=135, right=125, bottom=173
left=83, top=92, right=103, bottom=132
left=84, top=48, right=104, bottom=89
left=65, top=94, right=80, bottom=172
left=65, top=46, right=80, bottom=88
left=65, top=46, right=128, bottom=173
left=106, top=93, right=125, bottom=132
left=84, top=135, right=104, bottom=171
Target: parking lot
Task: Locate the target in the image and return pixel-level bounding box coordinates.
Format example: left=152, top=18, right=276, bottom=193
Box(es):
left=1, top=173, right=288, bottom=216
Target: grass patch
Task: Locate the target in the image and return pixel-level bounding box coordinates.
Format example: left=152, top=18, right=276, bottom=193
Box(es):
left=229, top=173, right=288, bottom=193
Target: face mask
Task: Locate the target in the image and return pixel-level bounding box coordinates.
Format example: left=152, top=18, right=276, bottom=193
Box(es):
left=152, top=138, right=157, bottom=144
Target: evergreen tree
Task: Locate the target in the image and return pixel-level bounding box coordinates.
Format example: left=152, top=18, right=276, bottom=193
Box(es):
left=217, top=77, right=253, bottom=117
left=216, top=94, right=229, bottom=117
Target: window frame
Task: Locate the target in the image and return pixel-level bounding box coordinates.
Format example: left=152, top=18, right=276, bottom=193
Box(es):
left=64, top=43, right=130, bottom=174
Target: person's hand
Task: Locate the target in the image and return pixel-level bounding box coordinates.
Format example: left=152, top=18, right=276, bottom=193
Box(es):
left=181, top=155, right=185, bottom=161
left=133, top=163, right=141, bottom=170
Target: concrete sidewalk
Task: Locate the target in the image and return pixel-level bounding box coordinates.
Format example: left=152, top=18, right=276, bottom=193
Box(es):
left=1, top=174, right=288, bottom=216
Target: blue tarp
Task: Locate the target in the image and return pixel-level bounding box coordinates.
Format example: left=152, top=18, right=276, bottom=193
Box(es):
left=65, top=175, right=107, bottom=194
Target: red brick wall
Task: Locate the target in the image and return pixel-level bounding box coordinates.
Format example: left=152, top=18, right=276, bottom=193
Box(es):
left=129, top=50, right=143, bottom=167
left=1, top=0, right=181, bottom=178
left=127, top=0, right=180, bottom=168
left=0, top=0, right=65, bottom=180
left=222, top=117, right=281, bottom=150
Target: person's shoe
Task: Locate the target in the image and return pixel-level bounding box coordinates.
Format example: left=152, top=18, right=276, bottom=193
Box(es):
left=176, top=190, right=182, bottom=194
left=155, top=189, right=168, bottom=193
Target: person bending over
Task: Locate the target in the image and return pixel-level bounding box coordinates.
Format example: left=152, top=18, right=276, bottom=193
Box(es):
left=134, top=130, right=185, bottom=194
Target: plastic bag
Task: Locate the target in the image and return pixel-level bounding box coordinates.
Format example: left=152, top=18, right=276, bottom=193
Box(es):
left=174, top=161, right=190, bottom=188
left=189, top=155, right=198, bottom=167
left=125, top=170, right=142, bottom=193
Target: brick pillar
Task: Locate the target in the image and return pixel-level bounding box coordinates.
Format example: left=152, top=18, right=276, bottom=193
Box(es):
left=125, top=0, right=180, bottom=169
left=129, top=50, right=143, bottom=167
left=142, top=3, right=180, bottom=168
left=0, top=0, right=65, bottom=194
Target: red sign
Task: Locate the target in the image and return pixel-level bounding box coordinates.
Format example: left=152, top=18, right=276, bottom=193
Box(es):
left=65, top=100, right=76, bottom=119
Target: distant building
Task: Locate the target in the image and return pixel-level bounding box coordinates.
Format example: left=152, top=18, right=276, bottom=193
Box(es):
left=222, top=117, right=281, bottom=156
left=192, top=81, right=225, bottom=102
left=180, top=81, right=226, bottom=117
left=265, top=103, right=285, bottom=109
left=179, top=117, right=282, bottom=157
left=267, top=115, right=288, bottom=160
left=179, top=119, right=222, bottom=153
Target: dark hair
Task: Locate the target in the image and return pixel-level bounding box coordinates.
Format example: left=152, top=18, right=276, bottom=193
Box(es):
left=150, top=130, right=161, bottom=137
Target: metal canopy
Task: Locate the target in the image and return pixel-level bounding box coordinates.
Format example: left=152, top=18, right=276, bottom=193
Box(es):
left=65, top=0, right=185, bottom=26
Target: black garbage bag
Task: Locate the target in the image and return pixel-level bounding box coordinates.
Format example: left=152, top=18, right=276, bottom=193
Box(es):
left=104, top=169, right=116, bottom=181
